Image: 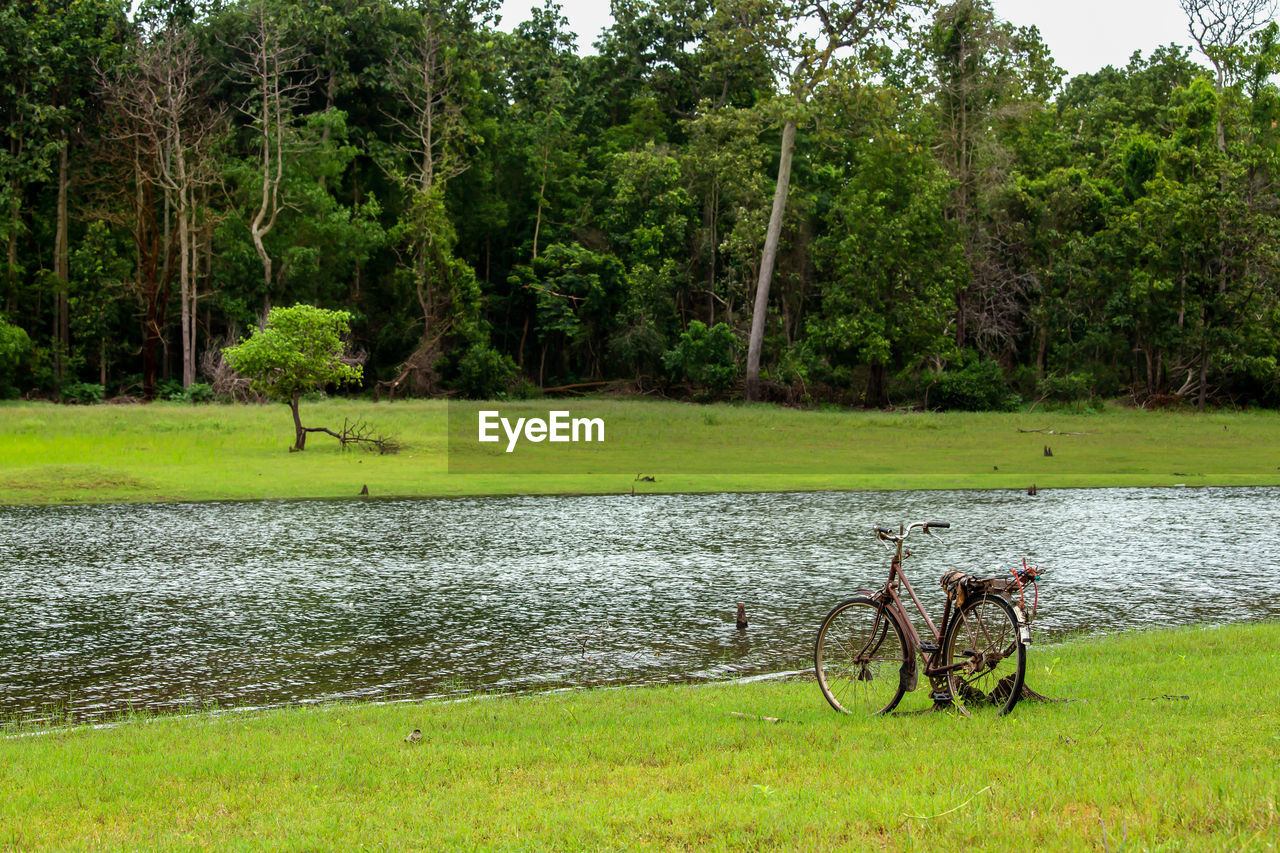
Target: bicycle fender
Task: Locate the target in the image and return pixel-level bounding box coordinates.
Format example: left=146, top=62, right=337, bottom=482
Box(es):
left=858, top=590, right=918, bottom=692
left=850, top=589, right=917, bottom=691
left=901, top=654, right=919, bottom=693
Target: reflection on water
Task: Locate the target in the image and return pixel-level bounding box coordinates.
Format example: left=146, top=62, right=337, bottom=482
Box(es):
left=2, top=487, right=1277, bottom=722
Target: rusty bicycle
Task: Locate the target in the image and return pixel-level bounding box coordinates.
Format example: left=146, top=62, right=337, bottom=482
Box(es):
left=814, top=521, right=1036, bottom=716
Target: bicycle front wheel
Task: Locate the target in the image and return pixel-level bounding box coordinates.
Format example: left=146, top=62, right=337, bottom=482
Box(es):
left=942, top=592, right=1026, bottom=715
left=815, top=596, right=909, bottom=715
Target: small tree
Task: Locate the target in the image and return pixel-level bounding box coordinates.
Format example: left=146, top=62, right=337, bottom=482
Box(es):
left=662, top=321, right=739, bottom=392
left=223, top=304, right=363, bottom=450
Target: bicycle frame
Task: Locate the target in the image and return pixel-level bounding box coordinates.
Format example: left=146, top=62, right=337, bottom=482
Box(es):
left=868, top=526, right=972, bottom=682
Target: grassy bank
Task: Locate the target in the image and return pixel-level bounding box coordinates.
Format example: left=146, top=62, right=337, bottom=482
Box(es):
left=1, top=399, right=1279, bottom=505
left=2, top=622, right=1277, bottom=850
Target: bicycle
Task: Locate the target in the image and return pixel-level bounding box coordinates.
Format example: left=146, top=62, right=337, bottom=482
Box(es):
left=814, top=521, right=1036, bottom=717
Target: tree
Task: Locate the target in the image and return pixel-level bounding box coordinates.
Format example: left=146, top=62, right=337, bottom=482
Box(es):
left=100, top=24, right=220, bottom=396
left=0, top=2, right=55, bottom=310
left=602, top=142, right=692, bottom=344
left=1, top=0, right=128, bottom=382
left=378, top=0, right=494, bottom=395
left=924, top=0, right=1063, bottom=355
left=508, top=242, right=626, bottom=384
left=681, top=102, right=771, bottom=329
left=810, top=132, right=962, bottom=405
left=222, top=303, right=363, bottom=450
left=507, top=1, right=580, bottom=263
left=1181, top=0, right=1276, bottom=150
left=226, top=0, right=313, bottom=311
left=743, top=0, right=913, bottom=400
left=1178, top=0, right=1278, bottom=407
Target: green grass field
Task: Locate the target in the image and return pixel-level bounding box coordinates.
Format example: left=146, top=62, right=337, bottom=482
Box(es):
left=2, top=622, right=1276, bottom=850
left=1, top=398, right=1279, bottom=505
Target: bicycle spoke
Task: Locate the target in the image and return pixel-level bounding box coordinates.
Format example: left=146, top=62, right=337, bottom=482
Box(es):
left=944, top=595, right=1025, bottom=714
left=816, top=597, right=907, bottom=715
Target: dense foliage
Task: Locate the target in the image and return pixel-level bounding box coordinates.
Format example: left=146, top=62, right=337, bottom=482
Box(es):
left=4, top=0, right=1279, bottom=409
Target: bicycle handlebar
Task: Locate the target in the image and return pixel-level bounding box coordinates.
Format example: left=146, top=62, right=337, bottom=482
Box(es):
left=874, top=521, right=951, bottom=542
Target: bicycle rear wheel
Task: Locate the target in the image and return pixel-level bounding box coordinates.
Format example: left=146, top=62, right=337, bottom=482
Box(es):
left=942, top=592, right=1026, bottom=715
left=815, top=596, right=909, bottom=715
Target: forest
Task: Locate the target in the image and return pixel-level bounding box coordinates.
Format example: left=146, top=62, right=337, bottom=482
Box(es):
left=2, top=0, right=1279, bottom=410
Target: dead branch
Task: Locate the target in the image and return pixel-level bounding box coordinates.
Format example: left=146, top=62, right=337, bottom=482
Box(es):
left=541, top=380, right=613, bottom=393
left=1016, top=428, right=1089, bottom=435
left=200, top=336, right=262, bottom=402
left=303, top=418, right=400, bottom=454
left=728, top=712, right=785, bottom=724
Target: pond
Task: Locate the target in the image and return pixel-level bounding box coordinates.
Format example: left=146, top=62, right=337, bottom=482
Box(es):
left=2, top=486, right=1277, bottom=723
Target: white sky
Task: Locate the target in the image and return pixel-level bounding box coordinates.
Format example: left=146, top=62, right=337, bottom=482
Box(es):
left=493, top=0, right=1204, bottom=79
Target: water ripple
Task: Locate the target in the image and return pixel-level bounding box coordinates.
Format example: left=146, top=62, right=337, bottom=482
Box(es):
left=1, top=487, right=1277, bottom=722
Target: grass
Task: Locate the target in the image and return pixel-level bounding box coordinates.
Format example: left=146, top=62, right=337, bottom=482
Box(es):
left=1, top=398, right=1279, bottom=505
left=2, top=622, right=1277, bottom=850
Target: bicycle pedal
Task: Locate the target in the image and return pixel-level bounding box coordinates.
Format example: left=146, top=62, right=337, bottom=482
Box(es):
left=930, top=690, right=953, bottom=702
left=919, top=642, right=939, bottom=653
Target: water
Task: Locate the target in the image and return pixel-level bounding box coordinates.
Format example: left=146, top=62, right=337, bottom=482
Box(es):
left=2, top=487, right=1277, bottom=722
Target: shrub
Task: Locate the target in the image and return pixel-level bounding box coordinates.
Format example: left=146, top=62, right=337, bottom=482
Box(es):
left=0, top=316, right=32, bottom=394
left=926, top=356, right=1018, bottom=411
left=775, top=342, right=818, bottom=386
left=176, top=382, right=215, bottom=404
left=1036, top=372, right=1091, bottom=403
left=63, top=382, right=105, bottom=405
left=157, top=378, right=184, bottom=400
left=606, top=321, right=665, bottom=381
left=453, top=342, right=518, bottom=399
left=510, top=378, right=542, bottom=400
left=662, top=321, right=738, bottom=391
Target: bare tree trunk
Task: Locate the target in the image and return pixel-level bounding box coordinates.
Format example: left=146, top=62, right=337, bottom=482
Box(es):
left=5, top=124, right=21, bottom=310
left=532, top=141, right=549, bottom=261
left=200, top=186, right=212, bottom=370
left=290, top=392, right=306, bottom=450
left=517, top=312, right=529, bottom=369
left=1197, top=344, right=1209, bottom=412
left=745, top=118, right=797, bottom=402
left=866, top=361, right=887, bottom=408
left=54, top=141, right=70, bottom=382
left=6, top=181, right=18, bottom=312
left=1035, top=321, right=1048, bottom=379
left=176, top=139, right=194, bottom=388
left=161, top=179, right=171, bottom=299
left=133, top=138, right=158, bottom=399
left=250, top=63, right=280, bottom=300
left=708, top=183, right=718, bottom=324
left=237, top=5, right=302, bottom=308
